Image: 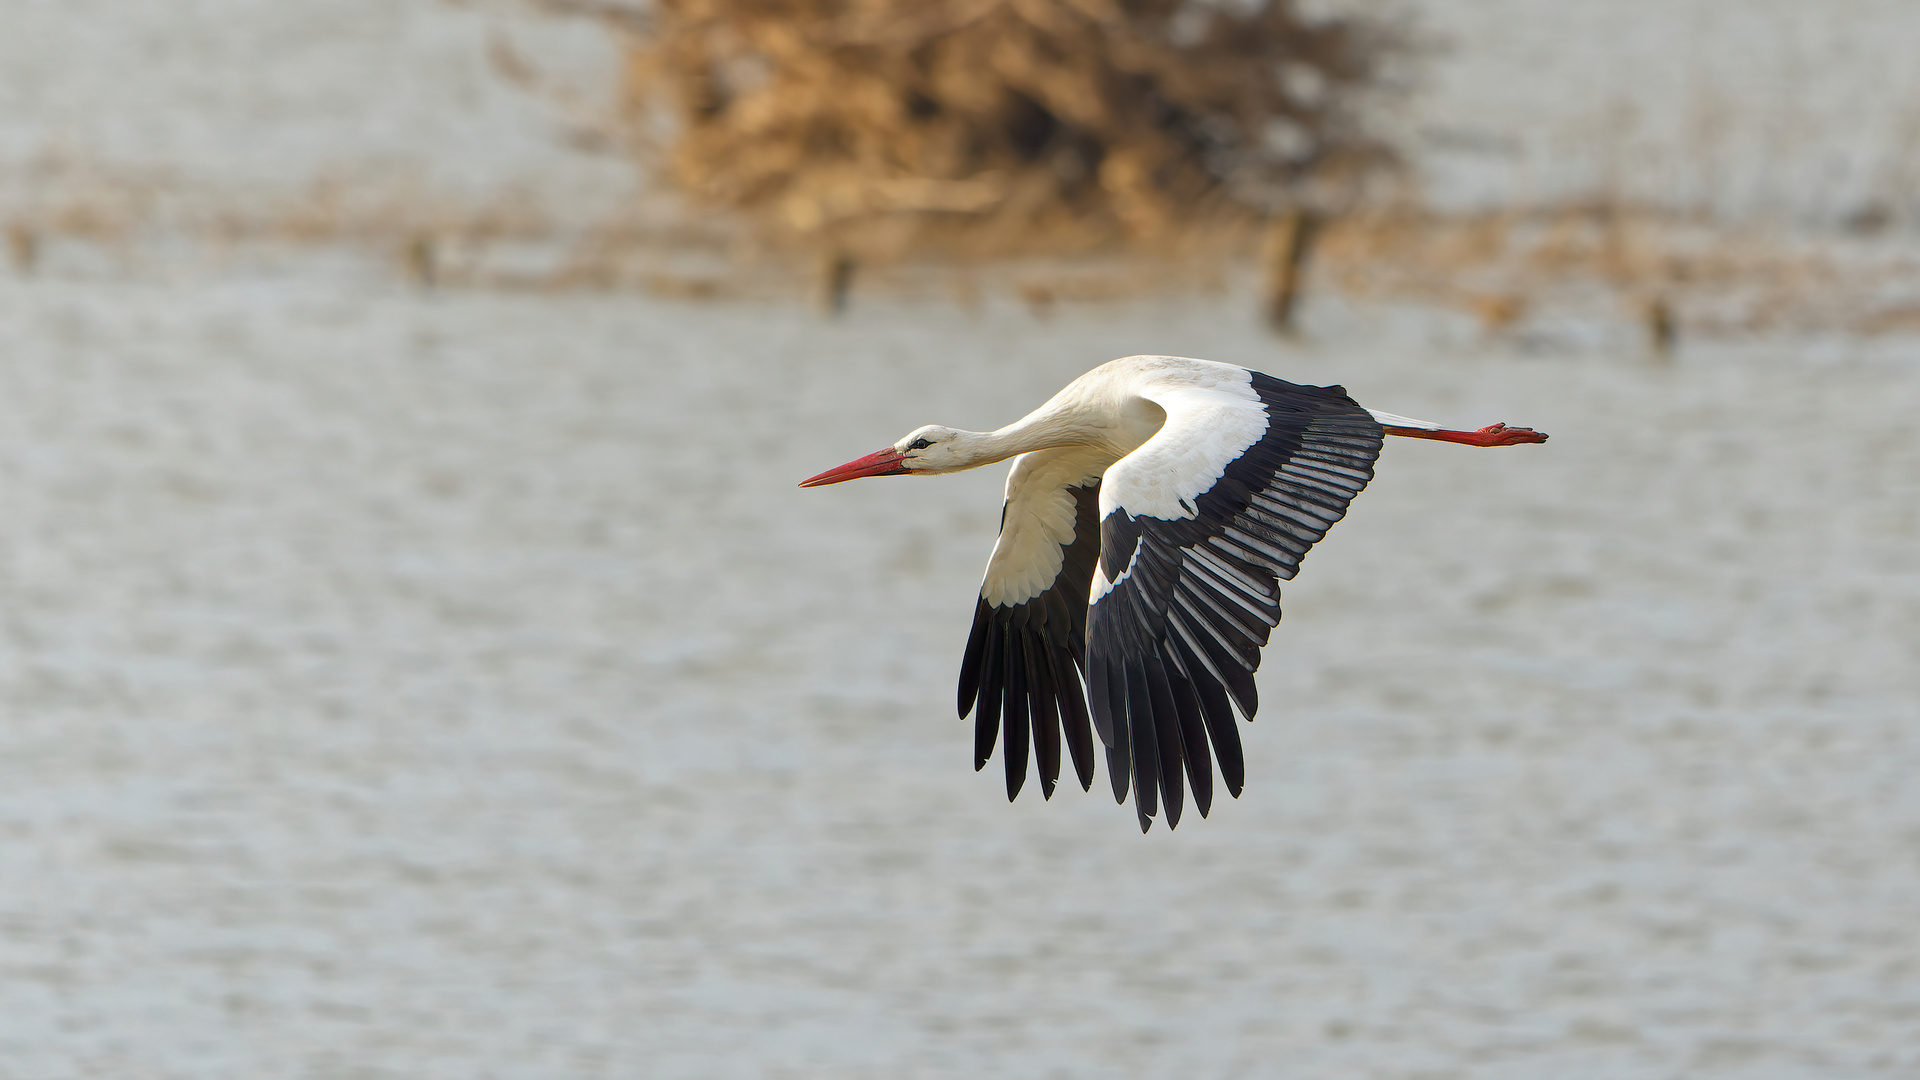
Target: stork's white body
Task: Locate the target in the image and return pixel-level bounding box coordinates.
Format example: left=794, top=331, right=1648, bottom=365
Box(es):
left=801, top=355, right=1546, bottom=832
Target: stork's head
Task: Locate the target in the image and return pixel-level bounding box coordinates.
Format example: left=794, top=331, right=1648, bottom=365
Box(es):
left=799, top=425, right=971, bottom=487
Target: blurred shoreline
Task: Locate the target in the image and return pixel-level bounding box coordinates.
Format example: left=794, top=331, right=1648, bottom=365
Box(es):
left=7, top=177, right=1920, bottom=350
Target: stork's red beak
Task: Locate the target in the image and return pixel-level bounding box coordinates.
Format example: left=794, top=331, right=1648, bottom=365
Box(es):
left=799, top=447, right=911, bottom=487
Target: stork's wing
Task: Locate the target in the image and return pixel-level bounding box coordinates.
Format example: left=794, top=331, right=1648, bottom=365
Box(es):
left=1088, top=372, right=1383, bottom=832
left=958, top=446, right=1113, bottom=801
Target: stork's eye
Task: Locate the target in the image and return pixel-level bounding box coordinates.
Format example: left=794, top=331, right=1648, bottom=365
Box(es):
left=908, top=437, right=933, bottom=451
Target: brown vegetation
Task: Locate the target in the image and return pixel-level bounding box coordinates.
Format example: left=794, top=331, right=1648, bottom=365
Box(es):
left=596, top=0, right=1402, bottom=258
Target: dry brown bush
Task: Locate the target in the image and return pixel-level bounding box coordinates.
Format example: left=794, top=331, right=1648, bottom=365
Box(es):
left=588, top=0, right=1402, bottom=258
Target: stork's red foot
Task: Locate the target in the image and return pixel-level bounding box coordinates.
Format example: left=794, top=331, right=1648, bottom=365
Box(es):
left=1473, top=423, right=1549, bottom=446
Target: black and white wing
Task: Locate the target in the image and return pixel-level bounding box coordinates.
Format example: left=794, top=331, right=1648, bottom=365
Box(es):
left=1087, top=369, right=1383, bottom=832
left=957, top=446, right=1114, bottom=801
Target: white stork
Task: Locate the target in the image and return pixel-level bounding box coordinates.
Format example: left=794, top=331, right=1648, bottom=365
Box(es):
left=801, top=355, right=1547, bottom=832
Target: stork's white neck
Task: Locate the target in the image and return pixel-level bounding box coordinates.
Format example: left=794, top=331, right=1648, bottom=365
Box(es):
left=916, top=385, right=1164, bottom=474
left=960, top=413, right=1090, bottom=465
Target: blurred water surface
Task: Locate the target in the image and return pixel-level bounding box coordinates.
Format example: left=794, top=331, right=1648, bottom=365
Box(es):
left=2, top=272, right=1917, bottom=1077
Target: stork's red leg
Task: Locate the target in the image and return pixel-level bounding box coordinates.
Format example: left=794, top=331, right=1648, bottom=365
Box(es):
left=1382, top=423, right=1548, bottom=446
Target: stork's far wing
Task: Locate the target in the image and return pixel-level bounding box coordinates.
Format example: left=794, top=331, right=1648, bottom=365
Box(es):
left=1088, top=371, right=1384, bottom=832
left=958, top=447, right=1112, bottom=801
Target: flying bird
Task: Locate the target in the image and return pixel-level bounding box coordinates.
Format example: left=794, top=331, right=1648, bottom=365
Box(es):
left=801, top=355, right=1547, bottom=832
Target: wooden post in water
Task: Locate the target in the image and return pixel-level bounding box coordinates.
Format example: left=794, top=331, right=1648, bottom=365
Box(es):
left=404, top=232, right=437, bottom=290
left=1641, top=293, right=1676, bottom=361
left=1261, top=208, right=1318, bottom=333
left=816, top=249, right=856, bottom=315
left=6, top=222, right=36, bottom=275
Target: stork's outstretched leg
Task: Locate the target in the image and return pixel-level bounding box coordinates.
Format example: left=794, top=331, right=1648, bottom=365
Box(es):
left=1382, top=422, right=1548, bottom=447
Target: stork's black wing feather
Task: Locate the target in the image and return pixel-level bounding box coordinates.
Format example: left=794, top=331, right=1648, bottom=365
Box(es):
left=959, top=481, right=1102, bottom=799
left=1088, top=373, right=1384, bottom=832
